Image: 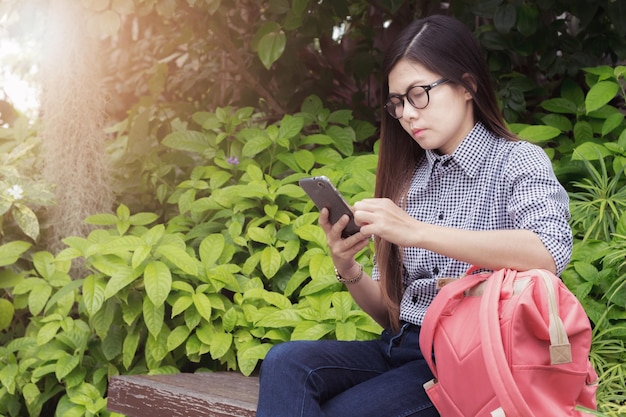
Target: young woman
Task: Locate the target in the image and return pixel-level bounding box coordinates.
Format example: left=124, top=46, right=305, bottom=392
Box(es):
left=256, top=14, right=572, bottom=417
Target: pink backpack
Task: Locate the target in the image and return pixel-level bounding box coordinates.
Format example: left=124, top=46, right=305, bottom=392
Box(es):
left=419, top=267, right=599, bottom=416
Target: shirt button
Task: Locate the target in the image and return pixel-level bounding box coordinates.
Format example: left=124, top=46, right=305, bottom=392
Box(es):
left=438, top=213, right=444, bottom=220
left=412, top=296, right=418, bottom=304
left=433, top=267, right=439, bottom=275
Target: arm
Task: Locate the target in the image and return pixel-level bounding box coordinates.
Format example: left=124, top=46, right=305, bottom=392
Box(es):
left=319, top=208, right=391, bottom=328
left=353, top=198, right=557, bottom=274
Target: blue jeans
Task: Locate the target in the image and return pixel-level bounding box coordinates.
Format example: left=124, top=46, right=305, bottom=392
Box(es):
left=256, top=323, right=439, bottom=417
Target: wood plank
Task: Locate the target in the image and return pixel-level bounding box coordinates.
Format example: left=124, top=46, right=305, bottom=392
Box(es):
left=107, top=372, right=259, bottom=417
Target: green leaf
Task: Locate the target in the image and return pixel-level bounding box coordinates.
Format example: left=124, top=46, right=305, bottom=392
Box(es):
left=517, top=125, right=560, bottom=143
left=237, top=343, right=273, bottom=376
left=335, top=321, right=357, bottom=341
left=143, top=297, right=165, bottom=338
left=102, top=325, right=124, bottom=360
left=332, top=292, right=354, bottom=321
left=167, top=326, right=190, bottom=351
left=248, top=227, right=275, bottom=245
left=37, top=321, right=61, bottom=345
left=255, top=308, right=301, bottom=327
left=257, top=30, right=286, bottom=70
left=0, top=241, right=32, bottom=267
left=291, top=322, right=334, bottom=340
left=302, top=133, right=334, bottom=146
left=129, top=212, right=159, bottom=226
left=171, top=294, right=194, bottom=317
left=540, top=114, right=572, bottom=132
left=144, top=261, right=172, bottom=306
left=294, top=149, right=315, bottom=172
left=155, top=245, right=198, bottom=275
left=162, top=130, right=210, bottom=153
left=326, top=126, right=355, bottom=156
left=209, top=331, right=233, bottom=359
left=494, top=4, right=516, bottom=33
left=104, top=267, right=138, bottom=299
left=0, top=364, right=18, bottom=394
left=123, top=328, right=140, bottom=369
left=279, top=114, right=304, bottom=139
left=245, top=288, right=292, bottom=309
left=571, top=142, right=611, bottom=161
left=241, top=135, right=273, bottom=158
left=260, top=246, right=282, bottom=278
left=82, top=275, right=106, bottom=316
left=0, top=268, right=24, bottom=289
left=132, top=244, right=152, bottom=269
left=199, top=234, right=225, bottom=269
left=55, top=353, right=80, bottom=380
left=0, top=299, right=14, bottom=330
left=122, top=293, right=144, bottom=326
left=12, top=203, right=40, bottom=240
left=540, top=98, right=577, bottom=114
left=601, top=113, right=624, bottom=136
left=516, top=4, right=539, bottom=36
left=0, top=195, right=11, bottom=216
left=29, top=282, right=52, bottom=315
left=92, top=299, right=116, bottom=339
left=193, top=292, right=213, bottom=322
left=295, top=224, right=326, bottom=248
left=586, top=81, right=620, bottom=114
left=573, top=121, right=593, bottom=142
left=86, top=236, right=144, bottom=257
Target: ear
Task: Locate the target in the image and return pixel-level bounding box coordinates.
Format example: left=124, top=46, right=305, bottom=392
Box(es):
left=461, top=73, right=477, bottom=100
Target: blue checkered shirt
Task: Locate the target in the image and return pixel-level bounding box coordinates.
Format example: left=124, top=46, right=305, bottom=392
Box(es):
left=372, top=122, right=572, bottom=326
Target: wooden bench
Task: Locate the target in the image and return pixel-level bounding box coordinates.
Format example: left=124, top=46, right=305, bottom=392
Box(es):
left=107, top=372, right=259, bottom=417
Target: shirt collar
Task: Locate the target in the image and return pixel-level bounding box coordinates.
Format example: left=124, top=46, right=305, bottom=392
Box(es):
left=424, top=122, right=494, bottom=178
left=413, top=122, right=496, bottom=189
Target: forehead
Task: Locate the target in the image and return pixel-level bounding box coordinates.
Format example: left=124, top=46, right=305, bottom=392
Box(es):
left=388, top=59, right=439, bottom=93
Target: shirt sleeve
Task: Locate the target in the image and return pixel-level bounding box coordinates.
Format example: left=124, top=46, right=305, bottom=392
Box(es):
left=505, top=142, right=573, bottom=275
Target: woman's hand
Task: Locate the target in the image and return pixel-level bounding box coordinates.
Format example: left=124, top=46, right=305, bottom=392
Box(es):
left=319, top=207, right=370, bottom=272
left=353, top=198, right=422, bottom=247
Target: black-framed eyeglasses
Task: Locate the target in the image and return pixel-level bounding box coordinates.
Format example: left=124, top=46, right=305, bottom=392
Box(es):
left=384, top=78, right=449, bottom=119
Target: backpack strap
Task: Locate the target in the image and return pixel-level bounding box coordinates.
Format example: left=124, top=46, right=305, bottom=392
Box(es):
left=479, top=268, right=538, bottom=417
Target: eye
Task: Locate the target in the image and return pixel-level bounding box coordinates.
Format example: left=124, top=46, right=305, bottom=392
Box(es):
left=409, top=86, right=426, bottom=100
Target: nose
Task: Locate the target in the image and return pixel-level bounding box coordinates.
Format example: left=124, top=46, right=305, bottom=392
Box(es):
left=400, top=98, right=420, bottom=121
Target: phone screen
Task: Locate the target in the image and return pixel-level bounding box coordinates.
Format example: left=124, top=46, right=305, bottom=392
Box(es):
left=299, top=176, right=360, bottom=238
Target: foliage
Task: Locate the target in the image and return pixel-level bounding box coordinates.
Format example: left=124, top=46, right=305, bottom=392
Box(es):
left=3, top=78, right=626, bottom=414
left=0, top=0, right=625, bottom=415
left=68, top=0, right=625, bottom=133
left=0, top=98, right=382, bottom=417
left=543, top=66, right=626, bottom=415
left=510, top=65, right=626, bottom=242
left=0, top=117, right=55, bottom=243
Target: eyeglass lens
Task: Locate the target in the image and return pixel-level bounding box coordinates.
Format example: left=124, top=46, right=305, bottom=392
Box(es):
left=385, top=86, right=430, bottom=119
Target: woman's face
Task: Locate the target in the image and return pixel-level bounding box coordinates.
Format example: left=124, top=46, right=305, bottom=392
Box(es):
left=387, top=59, right=475, bottom=155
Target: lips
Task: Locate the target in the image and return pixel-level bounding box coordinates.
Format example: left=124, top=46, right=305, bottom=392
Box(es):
left=412, top=128, right=425, bottom=137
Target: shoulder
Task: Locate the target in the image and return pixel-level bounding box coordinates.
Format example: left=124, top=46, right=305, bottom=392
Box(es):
left=498, top=140, right=554, bottom=174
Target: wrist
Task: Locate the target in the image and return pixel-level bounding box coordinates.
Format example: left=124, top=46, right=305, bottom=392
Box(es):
left=335, top=263, right=364, bottom=284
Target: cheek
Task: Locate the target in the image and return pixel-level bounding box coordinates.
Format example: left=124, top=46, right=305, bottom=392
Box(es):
left=398, top=119, right=414, bottom=136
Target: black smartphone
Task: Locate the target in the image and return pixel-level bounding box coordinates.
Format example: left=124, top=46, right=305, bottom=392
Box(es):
left=299, top=176, right=360, bottom=238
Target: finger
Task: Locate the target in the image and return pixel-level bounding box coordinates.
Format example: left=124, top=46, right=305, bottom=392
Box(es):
left=319, top=207, right=332, bottom=230
left=332, top=214, right=352, bottom=236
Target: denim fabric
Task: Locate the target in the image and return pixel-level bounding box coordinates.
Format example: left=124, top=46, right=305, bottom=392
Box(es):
left=256, top=323, right=439, bottom=417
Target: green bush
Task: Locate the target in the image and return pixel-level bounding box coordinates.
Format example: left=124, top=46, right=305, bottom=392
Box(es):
left=2, top=73, right=626, bottom=415
left=0, top=97, right=381, bottom=417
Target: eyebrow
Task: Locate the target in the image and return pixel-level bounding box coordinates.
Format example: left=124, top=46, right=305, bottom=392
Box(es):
left=387, top=82, right=423, bottom=97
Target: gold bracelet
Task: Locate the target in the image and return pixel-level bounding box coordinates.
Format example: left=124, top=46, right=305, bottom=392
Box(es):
left=334, top=264, right=364, bottom=284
